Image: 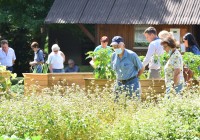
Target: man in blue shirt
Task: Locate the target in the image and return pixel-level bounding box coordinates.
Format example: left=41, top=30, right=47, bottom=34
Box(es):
left=111, top=36, right=144, bottom=98
left=65, top=59, right=80, bottom=72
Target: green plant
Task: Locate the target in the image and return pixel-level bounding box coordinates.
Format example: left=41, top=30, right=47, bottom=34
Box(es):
left=183, top=52, right=200, bottom=79
left=31, top=63, right=49, bottom=74
left=0, top=65, right=17, bottom=92
left=86, top=48, right=116, bottom=79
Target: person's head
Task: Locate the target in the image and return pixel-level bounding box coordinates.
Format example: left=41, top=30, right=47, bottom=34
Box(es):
left=161, top=37, right=177, bottom=53
left=31, top=42, right=39, bottom=52
left=51, top=44, right=60, bottom=53
left=158, top=30, right=174, bottom=40
left=68, top=59, right=75, bottom=68
left=110, top=36, right=125, bottom=55
left=144, top=27, right=157, bottom=42
left=183, top=33, right=198, bottom=48
left=100, top=36, right=109, bottom=48
left=1, top=40, right=9, bottom=52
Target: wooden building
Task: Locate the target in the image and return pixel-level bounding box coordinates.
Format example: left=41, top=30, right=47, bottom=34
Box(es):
left=45, top=0, right=200, bottom=65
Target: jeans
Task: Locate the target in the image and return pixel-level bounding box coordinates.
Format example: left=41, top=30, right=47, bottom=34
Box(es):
left=52, top=69, right=64, bottom=73
left=115, top=77, right=140, bottom=99
left=166, top=83, right=184, bottom=96
left=34, top=65, right=42, bottom=73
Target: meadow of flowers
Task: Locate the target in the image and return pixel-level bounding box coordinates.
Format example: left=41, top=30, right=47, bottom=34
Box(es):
left=0, top=83, right=199, bottom=140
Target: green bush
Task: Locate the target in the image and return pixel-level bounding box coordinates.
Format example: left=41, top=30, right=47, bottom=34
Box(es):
left=0, top=84, right=199, bottom=139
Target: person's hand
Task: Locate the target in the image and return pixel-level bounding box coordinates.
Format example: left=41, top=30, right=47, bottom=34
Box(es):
left=29, top=61, right=36, bottom=66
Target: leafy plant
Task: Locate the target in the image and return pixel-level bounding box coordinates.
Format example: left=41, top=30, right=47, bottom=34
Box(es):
left=31, top=63, right=49, bottom=74
left=0, top=65, right=17, bottom=92
left=86, top=48, right=116, bottom=79
left=183, top=52, right=200, bottom=79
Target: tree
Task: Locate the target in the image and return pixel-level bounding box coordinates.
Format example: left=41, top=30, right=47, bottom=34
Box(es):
left=0, top=0, right=54, bottom=76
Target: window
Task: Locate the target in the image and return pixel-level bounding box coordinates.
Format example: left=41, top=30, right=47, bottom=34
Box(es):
left=134, top=25, right=149, bottom=49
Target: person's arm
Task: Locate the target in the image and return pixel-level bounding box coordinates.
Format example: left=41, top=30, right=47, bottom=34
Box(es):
left=138, top=66, right=145, bottom=77
left=12, top=49, right=16, bottom=65
left=60, top=51, right=65, bottom=62
left=142, top=43, right=156, bottom=67
left=173, top=68, right=181, bottom=86
left=132, top=52, right=144, bottom=77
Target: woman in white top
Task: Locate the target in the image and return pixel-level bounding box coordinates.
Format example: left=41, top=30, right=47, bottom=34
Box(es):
left=47, top=44, right=65, bottom=73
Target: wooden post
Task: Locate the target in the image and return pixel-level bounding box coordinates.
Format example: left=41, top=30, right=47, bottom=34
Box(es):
left=78, top=24, right=95, bottom=43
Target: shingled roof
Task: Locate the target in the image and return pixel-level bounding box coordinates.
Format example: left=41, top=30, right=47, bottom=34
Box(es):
left=45, top=0, right=200, bottom=24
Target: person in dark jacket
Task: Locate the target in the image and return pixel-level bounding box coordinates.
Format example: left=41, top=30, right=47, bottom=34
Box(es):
left=183, top=33, right=200, bottom=55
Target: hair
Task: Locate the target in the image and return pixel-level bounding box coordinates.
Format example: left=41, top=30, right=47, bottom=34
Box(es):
left=68, top=59, right=74, bottom=64
left=158, top=30, right=171, bottom=39
left=52, top=44, right=60, bottom=51
left=161, top=37, right=177, bottom=48
left=144, top=27, right=157, bottom=35
left=183, top=33, right=199, bottom=49
left=31, top=42, right=39, bottom=48
left=1, top=39, right=8, bottom=45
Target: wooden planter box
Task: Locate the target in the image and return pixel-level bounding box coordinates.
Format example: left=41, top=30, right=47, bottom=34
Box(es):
left=23, top=73, right=94, bottom=92
left=84, top=78, right=166, bottom=99
left=84, top=78, right=114, bottom=92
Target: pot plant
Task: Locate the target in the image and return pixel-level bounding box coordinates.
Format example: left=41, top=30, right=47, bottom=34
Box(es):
left=85, top=48, right=116, bottom=91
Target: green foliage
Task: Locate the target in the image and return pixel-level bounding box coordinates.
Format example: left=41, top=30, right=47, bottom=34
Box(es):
left=183, top=52, right=200, bottom=79
left=0, top=65, right=16, bottom=92
left=86, top=48, right=116, bottom=79
left=0, top=0, right=54, bottom=76
left=30, top=63, right=49, bottom=74
left=134, top=42, right=149, bottom=47
left=0, top=85, right=199, bottom=139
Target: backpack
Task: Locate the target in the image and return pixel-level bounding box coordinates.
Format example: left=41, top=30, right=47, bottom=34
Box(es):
left=36, top=48, right=46, bottom=62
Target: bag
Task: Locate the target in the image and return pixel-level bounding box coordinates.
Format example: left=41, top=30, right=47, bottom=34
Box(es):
left=36, top=49, right=46, bottom=62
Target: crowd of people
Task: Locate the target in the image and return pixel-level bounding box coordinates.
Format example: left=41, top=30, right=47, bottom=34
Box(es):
left=0, top=26, right=199, bottom=97
left=93, top=27, right=200, bottom=98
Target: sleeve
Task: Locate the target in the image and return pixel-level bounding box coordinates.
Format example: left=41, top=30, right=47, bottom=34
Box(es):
left=142, top=43, right=156, bottom=67
left=38, top=50, right=44, bottom=62
left=12, top=49, right=16, bottom=60
left=132, top=53, right=143, bottom=71
left=46, top=54, right=52, bottom=64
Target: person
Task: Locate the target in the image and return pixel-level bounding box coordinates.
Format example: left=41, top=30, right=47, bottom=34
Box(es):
left=0, top=40, right=16, bottom=72
left=46, top=44, right=65, bottom=73
left=143, top=27, right=164, bottom=79
left=111, top=36, right=144, bottom=98
left=94, top=36, right=110, bottom=52
left=183, top=33, right=200, bottom=55
left=29, top=42, right=45, bottom=73
left=90, top=36, right=111, bottom=67
left=65, top=59, right=80, bottom=72
left=161, top=37, right=184, bottom=95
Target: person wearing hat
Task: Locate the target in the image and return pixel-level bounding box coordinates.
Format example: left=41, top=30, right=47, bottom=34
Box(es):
left=46, top=44, right=65, bottom=73
left=111, top=36, right=144, bottom=98
left=161, top=37, right=184, bottom=95
left=29, top=42, right=44, bottom=73
left=143, top=27, right=164, bottom=79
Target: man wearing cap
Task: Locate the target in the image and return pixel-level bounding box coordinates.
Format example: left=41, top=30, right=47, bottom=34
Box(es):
left=0, top=40, right=16, bottom=72
left=111, top=36, right=144, bottom=98
left=143, top=27, right=164, bottom=79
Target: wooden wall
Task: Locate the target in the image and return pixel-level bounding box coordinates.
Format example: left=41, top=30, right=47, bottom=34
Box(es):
left=96, top=24, right=134, bottom=50
left=96, top=24, right=192, bottom=55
